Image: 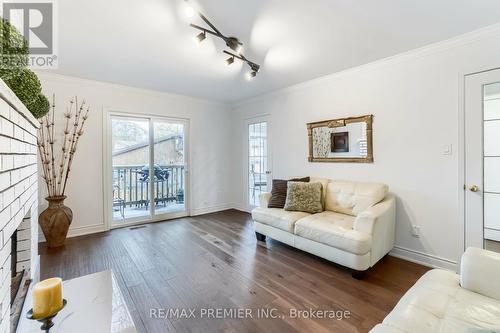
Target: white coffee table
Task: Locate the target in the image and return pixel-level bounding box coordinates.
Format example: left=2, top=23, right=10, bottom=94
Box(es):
left=17, top=270, right=137, bottom=333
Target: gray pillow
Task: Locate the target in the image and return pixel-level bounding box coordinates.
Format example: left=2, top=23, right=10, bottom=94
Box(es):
left=284, top=182, right=323, bottom=214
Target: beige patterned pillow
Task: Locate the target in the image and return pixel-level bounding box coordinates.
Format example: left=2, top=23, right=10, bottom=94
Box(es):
left=284, top=182, right=323, bottom=214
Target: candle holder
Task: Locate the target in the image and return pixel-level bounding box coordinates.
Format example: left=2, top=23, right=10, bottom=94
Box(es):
left=26, top=299, right=67, bottom=332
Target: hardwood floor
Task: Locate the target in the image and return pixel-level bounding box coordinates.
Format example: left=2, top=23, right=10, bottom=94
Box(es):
left=39, top=210, right=429, bottom=333
left=485, top=239, right=500, bottom=253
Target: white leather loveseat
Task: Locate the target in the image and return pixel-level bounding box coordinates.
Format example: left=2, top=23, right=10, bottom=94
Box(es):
left=251, top=178, right=396, bottom=278
left=371, top=247, right=500, bottom=332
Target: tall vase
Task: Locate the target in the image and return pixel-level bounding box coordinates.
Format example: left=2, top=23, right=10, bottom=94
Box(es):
left=39, top=196, right=73, bottom=248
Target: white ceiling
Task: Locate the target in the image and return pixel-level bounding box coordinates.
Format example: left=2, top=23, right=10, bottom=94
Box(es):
left=50, top=0, right=500, bottom=102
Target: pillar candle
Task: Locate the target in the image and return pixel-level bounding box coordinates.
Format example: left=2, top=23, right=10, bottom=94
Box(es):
left=32, top=277, right=63, bottom=318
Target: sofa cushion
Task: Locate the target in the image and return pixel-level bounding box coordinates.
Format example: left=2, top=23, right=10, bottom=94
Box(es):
left=251, top=207, right=311, bottom=233
left=310, top=177, right=329, bottom=209
left=370, top=269, right=500, bottom=333
left=268, top=177, right=310, bottom=208
left=284, top=182, right=323, bottom=214
left=294, top=211, right=372, bottom=255
left=325, top=180, right=388, bottom=216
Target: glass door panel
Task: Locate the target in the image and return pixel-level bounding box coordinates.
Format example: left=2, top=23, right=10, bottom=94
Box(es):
left=484, top=82, right=500, bottom=247
left=153, top=119, right=186, bottom=215
left=111, top=116, right=151, bottom=222
left=248, top=121, right=269, bottom=207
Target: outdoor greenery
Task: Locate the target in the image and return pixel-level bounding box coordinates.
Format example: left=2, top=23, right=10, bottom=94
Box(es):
left=0, top=17, right=50, bottom=118
left=0, top=18, right=28, bottom=70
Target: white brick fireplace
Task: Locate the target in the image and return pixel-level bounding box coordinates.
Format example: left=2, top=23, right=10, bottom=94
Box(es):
left=0, top=79, right=40, bottom=333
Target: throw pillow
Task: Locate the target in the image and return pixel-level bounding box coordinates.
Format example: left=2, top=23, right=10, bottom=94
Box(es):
left=284, top=182, right=323, bottom=214
left=268, top=177, right=310, bottom=208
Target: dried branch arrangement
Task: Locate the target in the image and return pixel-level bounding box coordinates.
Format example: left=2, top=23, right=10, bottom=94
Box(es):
left=37, top=96, right=90, bottom=197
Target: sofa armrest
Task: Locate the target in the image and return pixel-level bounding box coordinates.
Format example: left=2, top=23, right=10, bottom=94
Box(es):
left=259, top=192, right=272, bottom=208
left=460, top=247, right=500, bottom=301
left=353, top=195, right=395, bottom=234
left=354, top=195, right=396, bottom=267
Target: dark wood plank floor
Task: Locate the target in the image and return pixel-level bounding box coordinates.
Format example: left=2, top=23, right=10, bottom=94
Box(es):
left=39, top=210, right=429, bottom=333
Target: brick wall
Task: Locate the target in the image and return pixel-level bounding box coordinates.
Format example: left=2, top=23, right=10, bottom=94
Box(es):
left=0, top=79, right=40, bottom=333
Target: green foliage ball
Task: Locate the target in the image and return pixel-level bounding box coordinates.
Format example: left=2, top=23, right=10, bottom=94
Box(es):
left=2, top=67, right=42, bottom=107
left=30, top=93, right=50, bottom=118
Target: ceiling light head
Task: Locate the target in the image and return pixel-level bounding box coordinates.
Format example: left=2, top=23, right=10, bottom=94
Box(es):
left=250, top=63, right=260, bottom=73
left=196, top=31, right=206, bottom=43
left=226, top=56, right=234, bottom=65
left=246, top=71, right=257, bottom=80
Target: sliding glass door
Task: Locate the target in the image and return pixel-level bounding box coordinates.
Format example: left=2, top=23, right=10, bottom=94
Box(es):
left=107, top=113, right=188, bottom=227
left=111, top=116, right=151, bottom=221
left=153, top=119, right=186, bottom=215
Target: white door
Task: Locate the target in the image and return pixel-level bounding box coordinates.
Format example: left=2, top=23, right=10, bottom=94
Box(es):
left=247, top=118, right=271, bottom=210
left=465, top=68, right=500, bottom=250
left=105, top=112, right=189, bottom=228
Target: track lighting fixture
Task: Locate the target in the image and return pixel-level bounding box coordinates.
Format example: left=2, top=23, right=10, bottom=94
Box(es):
left=184, top=0, right=261, bottom=78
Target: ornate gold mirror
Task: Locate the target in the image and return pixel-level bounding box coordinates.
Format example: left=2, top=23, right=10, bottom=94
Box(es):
left=307, top=115, right=373, bottom=163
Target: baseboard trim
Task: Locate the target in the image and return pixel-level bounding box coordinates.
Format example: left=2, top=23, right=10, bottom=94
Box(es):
left=68, top=224, right=108, bottom=237
left=231, top=203, right=249, bottom=213
left=190, top=203, right=235, bottom=216
left=390, top=246, right=458, bottom=272
left=38, top=203, right=242, bottom=242
left=485, top=228, right=500, bottom=242
left=38, top=223, right=108, bottom=242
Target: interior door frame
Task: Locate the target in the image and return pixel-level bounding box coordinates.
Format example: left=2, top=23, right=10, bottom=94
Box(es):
left=244, top=115, right=272, bottom=212
left=460, top=65, right=500, bottom=251
left=103, top=109, right=191, bottom=230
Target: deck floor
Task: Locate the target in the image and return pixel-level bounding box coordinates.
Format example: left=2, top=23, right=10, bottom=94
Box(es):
left=40, top=210, right=429, bottom=333
left=113, top=203, right=185, bottom=221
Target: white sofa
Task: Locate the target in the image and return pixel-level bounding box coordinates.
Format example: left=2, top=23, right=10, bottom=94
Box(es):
left=371, top=247, right=500, bottom=332
left=251, top=177, right=396, bottom=278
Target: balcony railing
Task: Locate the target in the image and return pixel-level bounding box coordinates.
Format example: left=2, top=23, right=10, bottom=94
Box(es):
left=112, top=165, right=184, bottom=212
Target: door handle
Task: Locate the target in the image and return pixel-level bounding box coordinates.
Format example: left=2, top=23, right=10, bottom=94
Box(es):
left=469, top=185, right=479, bottom=192
left=265, top=171, right=271, bottom=175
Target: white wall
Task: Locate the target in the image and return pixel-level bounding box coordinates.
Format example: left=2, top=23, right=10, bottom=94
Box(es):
left=232, top=24, right=500, bottom=270
left=36, top=73, right=234, bottom=238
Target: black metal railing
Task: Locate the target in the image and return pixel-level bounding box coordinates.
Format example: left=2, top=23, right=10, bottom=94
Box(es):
left=112, top=165, right=184, bottom=211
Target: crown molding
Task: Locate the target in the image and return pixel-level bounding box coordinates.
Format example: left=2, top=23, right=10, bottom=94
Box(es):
left=34, top=71, right=229, bottom=108
left=232, top=22, right=500, bottom=109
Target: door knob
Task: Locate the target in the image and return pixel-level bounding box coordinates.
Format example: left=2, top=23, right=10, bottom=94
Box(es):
left=469, top=185, right=479, bottom=192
